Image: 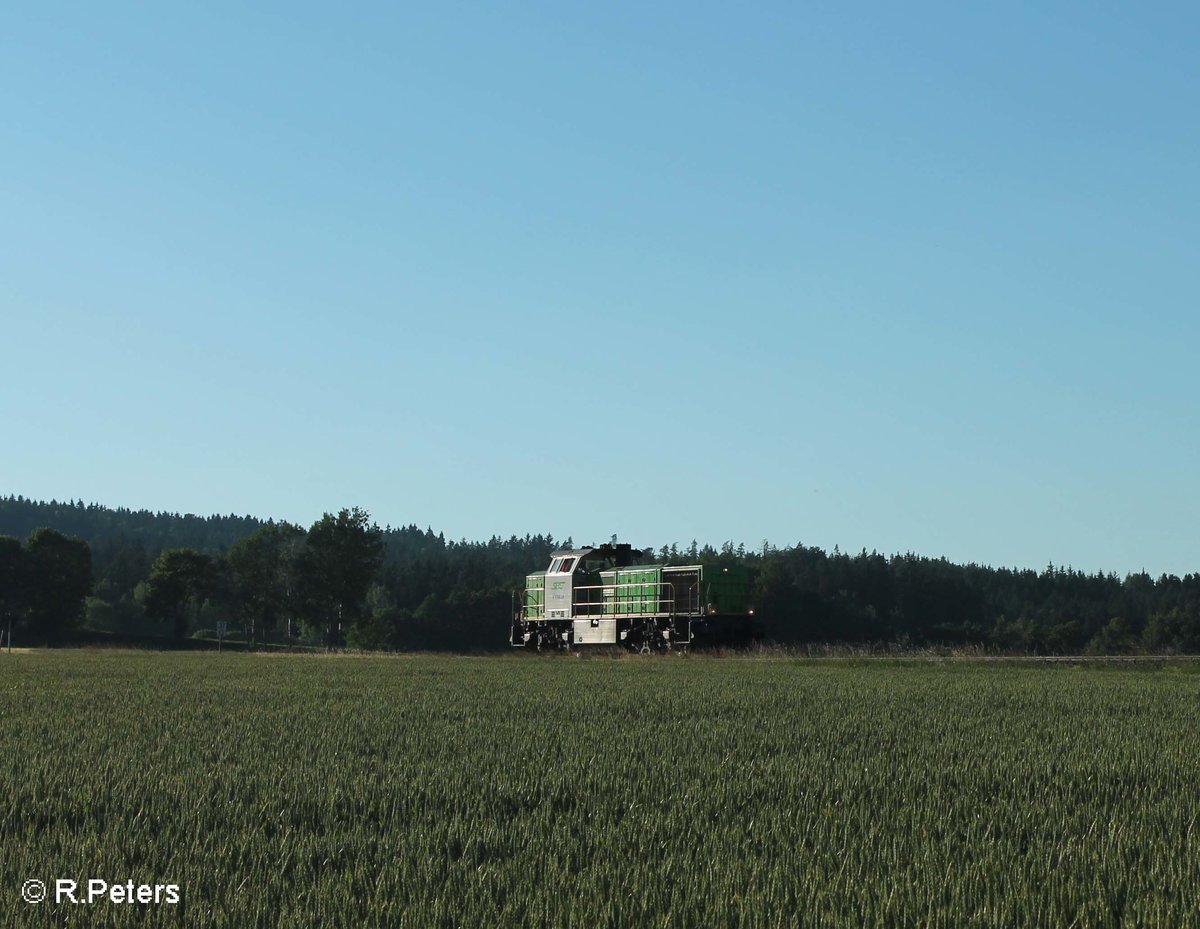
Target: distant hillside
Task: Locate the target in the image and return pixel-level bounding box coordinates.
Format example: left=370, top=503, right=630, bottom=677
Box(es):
left=0, top=495, right=265, bottom=554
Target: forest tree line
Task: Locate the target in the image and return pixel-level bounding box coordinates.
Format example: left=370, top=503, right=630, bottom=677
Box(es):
left=2, top=495, right=1200, bottom=653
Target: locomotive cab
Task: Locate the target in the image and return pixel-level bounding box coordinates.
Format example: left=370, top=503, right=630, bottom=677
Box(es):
left=544, top=554, right=578, bottom=619
left=543, top=544, right=644, bottom=619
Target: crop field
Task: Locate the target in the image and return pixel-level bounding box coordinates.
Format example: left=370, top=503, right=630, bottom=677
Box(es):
left=1, top=652, right=1198, bottom=928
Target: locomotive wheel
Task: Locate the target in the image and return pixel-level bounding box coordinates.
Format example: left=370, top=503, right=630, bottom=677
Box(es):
left=640, top=619, right=661, bottom=654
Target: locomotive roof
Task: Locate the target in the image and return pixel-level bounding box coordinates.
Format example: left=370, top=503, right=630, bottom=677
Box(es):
left=549, top=548, right=596, bottom=558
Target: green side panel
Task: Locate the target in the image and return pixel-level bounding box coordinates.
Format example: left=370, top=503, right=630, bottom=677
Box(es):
left=527, top=562, right=750, bottom=620
left=525, top=573, right=545, bottom=619
left=702, top=564, right=753, bottom=614
left=613, top=566, right=663, bottom=614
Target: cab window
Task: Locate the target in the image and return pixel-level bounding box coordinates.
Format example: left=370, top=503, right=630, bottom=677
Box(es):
left=558, top=558, right=576, bottom=573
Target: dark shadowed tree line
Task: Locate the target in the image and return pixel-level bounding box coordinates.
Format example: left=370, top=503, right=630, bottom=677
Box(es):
left=2, top=495, right=1199, bottom=653
left=744, top=543, right=1200, bottom=655
left=0, top=528, right=94, bottom=645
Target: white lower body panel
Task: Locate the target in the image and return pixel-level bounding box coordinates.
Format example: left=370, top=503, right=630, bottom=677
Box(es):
left=572, top=618, right=617, bottom=645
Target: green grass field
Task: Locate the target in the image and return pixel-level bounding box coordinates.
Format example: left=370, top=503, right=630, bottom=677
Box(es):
left=2, top=652, right=1197, bottom=927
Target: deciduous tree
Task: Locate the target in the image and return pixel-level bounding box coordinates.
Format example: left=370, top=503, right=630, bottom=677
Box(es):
left=228, top=522, right=305, bottom=645
left=296, top=508, right=384, bottom=648
left=0, top=536, right=30, bottom=644
left=26, top=528, right=93, bottom=642
left=143, top=549, right=217, bottom=641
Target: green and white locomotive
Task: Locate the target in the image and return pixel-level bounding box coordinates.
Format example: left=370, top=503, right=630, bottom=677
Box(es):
left=510, top=543, right=758, bottom=651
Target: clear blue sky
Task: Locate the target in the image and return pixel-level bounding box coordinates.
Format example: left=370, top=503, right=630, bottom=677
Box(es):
left=3, top=3, right=1197, bottom=575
